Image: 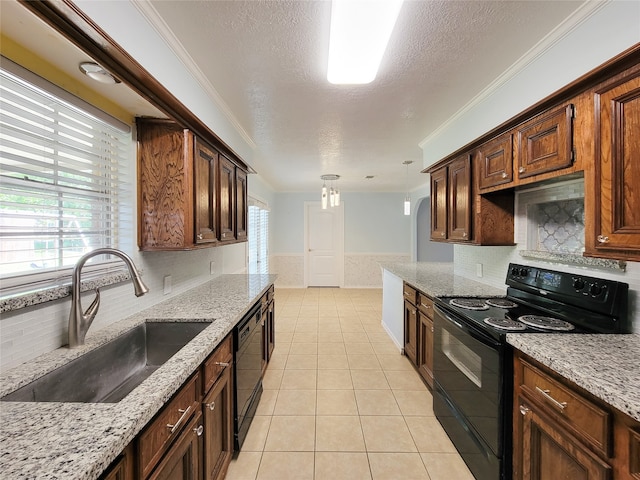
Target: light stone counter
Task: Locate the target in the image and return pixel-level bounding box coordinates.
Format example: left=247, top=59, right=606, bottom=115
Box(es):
left=0, top=274, right=277, bottom=480
left=379, top=261, right=506, bottom=298
left=507, top=334, right=640, bottom=422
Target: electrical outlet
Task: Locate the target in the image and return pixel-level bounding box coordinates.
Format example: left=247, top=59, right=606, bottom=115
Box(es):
left=476, top=263, right=483, bottom=278
left=163, top=275, right=172, bottom=295
left=210, top=261, right=215, bottom=275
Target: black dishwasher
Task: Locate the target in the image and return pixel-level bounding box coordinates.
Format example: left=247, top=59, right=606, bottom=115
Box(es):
left=233, top=302, right=263, bottom=450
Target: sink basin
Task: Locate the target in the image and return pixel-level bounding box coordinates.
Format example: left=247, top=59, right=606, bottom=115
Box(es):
left=1, top=321, right=211, bottom=403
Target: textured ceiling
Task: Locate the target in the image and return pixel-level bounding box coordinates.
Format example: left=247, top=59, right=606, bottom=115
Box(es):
left=147, top=0, right=585, bottom=192
left=3, top=0, right=586, bottom=193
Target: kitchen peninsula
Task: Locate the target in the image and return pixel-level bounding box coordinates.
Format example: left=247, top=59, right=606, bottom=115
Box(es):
left=0, top=274, right=276, bottom=480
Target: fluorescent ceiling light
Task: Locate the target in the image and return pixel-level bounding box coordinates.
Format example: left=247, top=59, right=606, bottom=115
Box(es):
left=327, top=0, right=403, bottom=85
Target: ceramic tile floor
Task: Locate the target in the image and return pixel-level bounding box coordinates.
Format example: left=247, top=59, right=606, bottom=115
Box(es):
left=225, top=288, right=475, bottom=480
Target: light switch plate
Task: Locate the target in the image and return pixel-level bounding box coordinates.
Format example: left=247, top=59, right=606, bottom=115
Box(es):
left=476, top=263, right=483, bottom=278
left=163, top=275, right=172, bottom=295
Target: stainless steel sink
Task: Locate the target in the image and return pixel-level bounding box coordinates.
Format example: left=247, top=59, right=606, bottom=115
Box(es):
left=1, top=321, right=211, bottom=403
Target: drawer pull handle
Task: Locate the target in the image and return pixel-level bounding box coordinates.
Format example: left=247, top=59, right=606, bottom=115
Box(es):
left=194, top=424, right=204, bottom=436
left=597, top=235, right=610, bottom=244
left=206, top=401, right=216, bottom=411
left=535, top=386, right=567, bottom=411
left=420, top=303, right=431, bottom=309
left=166, top=406, right=192, bottom=434
left=215, top=361, right=230, bottom=368
left=520, top=404, right=530, bottom=416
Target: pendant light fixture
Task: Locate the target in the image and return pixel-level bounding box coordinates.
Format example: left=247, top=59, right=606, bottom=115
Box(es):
left=321, top=174, right=340, bottom=209
left=403, top=161, right=412, bottom=215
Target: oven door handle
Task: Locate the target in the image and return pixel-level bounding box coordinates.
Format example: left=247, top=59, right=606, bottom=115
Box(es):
left=434, top=305, right=502, bottom=349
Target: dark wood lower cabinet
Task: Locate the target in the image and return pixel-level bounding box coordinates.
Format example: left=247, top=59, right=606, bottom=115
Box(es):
left=417, top=312, right=433, bottom=388
left=403, top=299, right=417, bottom=365
left=202, top=365, right=233, bottom=480
left=519, top=400, right=611, bottom=480
left=148, top=411, right=203, bottom=480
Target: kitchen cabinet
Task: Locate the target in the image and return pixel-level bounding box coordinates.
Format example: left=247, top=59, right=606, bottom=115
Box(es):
left=477, top=133, right=514, bottom=191
left=402, top=283, right=434, bottom=388
left=416, top=293, right=434, bottom=388
left=261, top=286, right=275, bottom=374
left=585, top=66, right=640, bottom=261
left=137, top=118, right=248, bottom=250
left=100, top=445, right=134, bottom=480
left=403, top=283, right=418, bottom=365
left=429, top=154, right=472, bottom=242
left=513, top=351, right=640, bottom=480
left=201, top=335, right=233, bottom=480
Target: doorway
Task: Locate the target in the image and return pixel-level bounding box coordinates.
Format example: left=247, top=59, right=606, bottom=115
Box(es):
left=304, top=202, right=344, bottom=287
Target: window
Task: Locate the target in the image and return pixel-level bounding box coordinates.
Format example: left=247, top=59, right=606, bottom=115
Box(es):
left=248, top=198, right=269, bottom=275
left=0, top=58, right=132, bottom=292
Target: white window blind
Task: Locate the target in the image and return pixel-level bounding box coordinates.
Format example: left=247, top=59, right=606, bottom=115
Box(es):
left=248, top=198, right=269, bottom=275
left=0, top=59, right=132, bottom=291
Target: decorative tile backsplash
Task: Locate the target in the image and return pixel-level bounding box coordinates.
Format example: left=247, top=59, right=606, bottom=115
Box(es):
left=530, top=198, right=585, bottom=253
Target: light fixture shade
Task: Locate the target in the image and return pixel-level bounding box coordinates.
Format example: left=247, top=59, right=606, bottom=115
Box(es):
left=404, top=196, right=411, bottom=216
left=334, top=190, right=341, bottom=206
left=321, top=185, right=328, bottom=209
left=330, top=187, right=335, bottom=207
left=327, top=0, right=404, bottom=84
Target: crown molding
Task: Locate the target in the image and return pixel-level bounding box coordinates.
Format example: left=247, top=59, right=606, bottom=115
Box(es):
left=131, top=0, right=256, bottom=149
left=419, top=0, right=609, bottom=149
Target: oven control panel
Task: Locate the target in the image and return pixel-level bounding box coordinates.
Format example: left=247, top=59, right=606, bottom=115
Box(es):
left=506, top=263, right=628, bottom=318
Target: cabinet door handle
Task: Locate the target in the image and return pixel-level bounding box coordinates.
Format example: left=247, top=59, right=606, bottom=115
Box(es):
left=197, top=233, right=203, bottom=240
left=166, top=406, right=192, bottom=434
left=519, top=404, right=530, bottom=416
left=206, top=401, right=216, bottom=411
left=462, top=232, right=467, bottom=238
left=215, top=361, right=230, bottom=368
left=501, top=172, right=508, bottom=179
left=420, top=303, right=431, bottom=309
left=194, top=424, right=204, bottom=436
left=518, top=166, right=525, bottom=173
left=597, top=235, right=610, bottom=244
left=535, top=386, right=567, bottom=411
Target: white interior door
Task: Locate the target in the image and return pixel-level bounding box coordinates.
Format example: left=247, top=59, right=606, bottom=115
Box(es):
left=305, top=202, right=344, bottom=287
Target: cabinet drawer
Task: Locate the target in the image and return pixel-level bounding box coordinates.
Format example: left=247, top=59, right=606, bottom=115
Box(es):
left=138, top=372, right=201, bottom=478
left=520, top=360, right=612, bottom=457
left=417, top=293, right=434, bottom=319
left=403, top=283, right=417, bottom=304
left=203, top=335, right=233, bottom=394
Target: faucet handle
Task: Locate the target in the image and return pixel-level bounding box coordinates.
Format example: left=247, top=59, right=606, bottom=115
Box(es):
left=83, top=288, right=101, bottom=322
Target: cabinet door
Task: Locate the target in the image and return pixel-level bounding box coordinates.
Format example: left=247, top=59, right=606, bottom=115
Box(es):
left=262, top=300, right=275, bottom=373
left=447, top=154, right=472, bottom=241
left=430, top=167, right=448, bottom=240
left=148, top=411, right=203, bottom=480
left=591, top=72, right=640, bottom=258
left=417, top=311, right=433, bottom=388
left=202, top=367, right=233, bottom=480
left=194, top=139, right=218, bottom=244
left=403, top=299, right=417, bottom=365
left=516, top=104, right=574, bottom=180
left=218, top=155, right=236, bottom=242
left=236, top=169, right=248, bottom=241
left=518, top=400, right=611, bottom=480
left=477, top=133, right=513, bottom=190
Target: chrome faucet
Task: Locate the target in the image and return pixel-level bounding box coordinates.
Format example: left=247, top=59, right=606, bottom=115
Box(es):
left=68, top=248, right=149, bottom=347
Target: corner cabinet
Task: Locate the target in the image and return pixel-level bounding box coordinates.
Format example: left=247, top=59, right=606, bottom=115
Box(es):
left=586, top=66, right=640, bottom=261
left=137, top=118, right=248, bottom=250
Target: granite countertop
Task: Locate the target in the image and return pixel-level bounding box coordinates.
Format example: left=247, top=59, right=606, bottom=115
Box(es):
left=507, top=334, right=640, bottom=422
left=0, top=274, right=277, bottom=480
left=379, top=261, right=506, bottom=298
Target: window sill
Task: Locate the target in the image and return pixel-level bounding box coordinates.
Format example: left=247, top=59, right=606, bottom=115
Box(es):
left=0, top=269, right=133, bottom=314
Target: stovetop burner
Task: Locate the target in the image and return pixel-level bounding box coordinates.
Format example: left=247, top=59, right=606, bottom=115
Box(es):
left=485, top=298, right=517, bottom=309
left=518, top=315, right=575, bottom=331
left=449, top=298, right=489, bottom=310
left=483, top=317, right=527, bottom=331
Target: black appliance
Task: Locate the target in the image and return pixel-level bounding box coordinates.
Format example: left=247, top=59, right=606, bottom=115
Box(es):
left=233, top=302, right=263, bottom=451
left=432, top=263, right=629, bottom=480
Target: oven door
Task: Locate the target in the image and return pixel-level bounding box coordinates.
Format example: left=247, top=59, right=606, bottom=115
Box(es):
left=433, top=304, right=508, bottom=468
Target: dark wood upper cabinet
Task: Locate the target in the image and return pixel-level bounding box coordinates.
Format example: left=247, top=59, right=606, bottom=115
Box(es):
left=516, top=104, right=574, bottom=180
left=586, top=67, right=640, bottom=260
left=477, top=133, right=514, bottom=190
left=447, top=154, right=472, bottom=242
left=137, top=118, right=247, bottom=250
left=430, top=166, right=448, bottom=241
